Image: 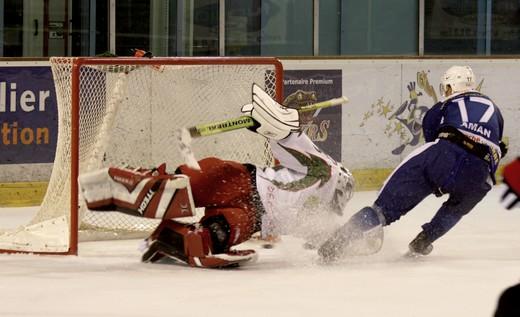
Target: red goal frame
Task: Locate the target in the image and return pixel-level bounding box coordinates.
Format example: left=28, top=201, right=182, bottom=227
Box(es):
left=65, top=57, right=283, bottom=255
left=0, top=57, right=283, bottom=255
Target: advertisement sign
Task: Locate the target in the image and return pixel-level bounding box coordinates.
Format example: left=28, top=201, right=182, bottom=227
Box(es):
left=283, top=69, right=343, bottom=161
left=0, top=66, right=57, bottom=164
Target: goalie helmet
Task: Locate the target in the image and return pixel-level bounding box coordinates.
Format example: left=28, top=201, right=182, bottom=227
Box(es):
left=439, top=65, right=476, bottom=98
left=329, top=165, right=354, bottom=216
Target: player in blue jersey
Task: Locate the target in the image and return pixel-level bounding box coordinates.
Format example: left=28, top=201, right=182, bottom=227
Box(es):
left=319, top=65, right=508, bottom=261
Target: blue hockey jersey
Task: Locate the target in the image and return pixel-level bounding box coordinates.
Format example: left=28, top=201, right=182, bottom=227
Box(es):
left=422, top=91, right=504, bottom=177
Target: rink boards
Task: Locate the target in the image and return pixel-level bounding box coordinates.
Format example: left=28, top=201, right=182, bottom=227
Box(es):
left=1, top=58, right=518, bottom=205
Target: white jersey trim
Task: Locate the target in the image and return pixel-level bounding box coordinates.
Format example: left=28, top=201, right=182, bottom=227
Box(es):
left=457, top=128, right=501, bottom=156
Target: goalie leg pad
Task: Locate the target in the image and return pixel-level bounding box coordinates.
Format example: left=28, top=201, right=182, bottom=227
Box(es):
left=142, top=219, right=257, bottom=268
left=78, top=166, right=195, bottom=219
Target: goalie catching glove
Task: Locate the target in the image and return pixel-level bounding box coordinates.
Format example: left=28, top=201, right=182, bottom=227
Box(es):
left=241, top=83, right=300, bottom=140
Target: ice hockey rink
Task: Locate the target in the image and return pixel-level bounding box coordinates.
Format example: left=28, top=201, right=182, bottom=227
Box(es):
left=0, top=186, right=518, bottom=317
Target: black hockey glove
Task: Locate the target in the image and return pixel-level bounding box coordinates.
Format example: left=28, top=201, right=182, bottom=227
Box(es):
left=499, top=141, right=508, bottom=158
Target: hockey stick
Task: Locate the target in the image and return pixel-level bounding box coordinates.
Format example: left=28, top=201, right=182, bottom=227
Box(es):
left=176, top=96, right=348, bottom=170
left=187, top=96, right=349, bottom=138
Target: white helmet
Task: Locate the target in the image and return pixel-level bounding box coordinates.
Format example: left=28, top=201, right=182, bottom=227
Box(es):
left=440, top=65, right=476, bottom=97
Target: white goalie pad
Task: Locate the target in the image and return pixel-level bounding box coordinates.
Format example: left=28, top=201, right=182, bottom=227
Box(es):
left=78, top=167, right=196, bottom=219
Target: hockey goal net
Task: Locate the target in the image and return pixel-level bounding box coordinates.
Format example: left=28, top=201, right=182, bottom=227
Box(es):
left=0, top=57, right=283, bottom=255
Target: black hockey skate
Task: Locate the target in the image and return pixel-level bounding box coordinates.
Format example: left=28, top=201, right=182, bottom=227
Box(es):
left=318, top=224, right=354, bottom=263
left=406, top=231, right=433, bottom=257
left=319, top=225, right=384, bottom=263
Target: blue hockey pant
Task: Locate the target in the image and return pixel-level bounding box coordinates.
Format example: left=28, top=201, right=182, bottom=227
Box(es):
left=375, top=139, right=492, bottom=242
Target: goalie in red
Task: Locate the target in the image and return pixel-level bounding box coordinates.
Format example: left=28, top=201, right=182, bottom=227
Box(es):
left=78, top=84, right=353, bottom=268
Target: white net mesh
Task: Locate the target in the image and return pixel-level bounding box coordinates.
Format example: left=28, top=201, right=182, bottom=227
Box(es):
left=0, top=57, right=280, bottom=253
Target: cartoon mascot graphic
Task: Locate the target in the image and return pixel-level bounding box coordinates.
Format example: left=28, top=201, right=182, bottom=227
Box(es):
left=361, top=70, right=483, bottom=155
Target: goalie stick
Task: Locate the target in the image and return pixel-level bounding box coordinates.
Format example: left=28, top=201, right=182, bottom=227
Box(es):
left=187, top=96, right=349, bottom=138
left=176, top=95, right=348, bottom=170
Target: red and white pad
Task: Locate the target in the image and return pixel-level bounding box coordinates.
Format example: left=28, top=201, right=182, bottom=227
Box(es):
left=78, top=166, right=195, bottom=219
left=142, top=220, right=257, bottom=268
left=502, top=158, right=520, bottom=209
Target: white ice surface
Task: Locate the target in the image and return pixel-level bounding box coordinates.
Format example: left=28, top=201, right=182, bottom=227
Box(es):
left=0, top=186, right=519, bottom=317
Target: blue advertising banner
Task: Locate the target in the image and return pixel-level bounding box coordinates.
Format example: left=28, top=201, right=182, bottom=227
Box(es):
left=0, top=66, right=57, bottom=164
left=283, top=69, right=343, bottom=161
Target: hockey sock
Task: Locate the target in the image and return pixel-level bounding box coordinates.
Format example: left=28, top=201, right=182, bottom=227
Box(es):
left=349, top=206, right=385, bottom=232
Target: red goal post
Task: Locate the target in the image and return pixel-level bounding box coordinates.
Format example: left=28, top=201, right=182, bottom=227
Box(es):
left=0, top=57, right=283, bottom=255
